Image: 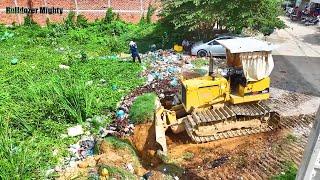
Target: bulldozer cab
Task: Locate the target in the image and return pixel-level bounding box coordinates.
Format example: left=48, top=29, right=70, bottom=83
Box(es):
left=216, top=38, right=275, bottom=104
left=216, top=38, right=274, bottom=81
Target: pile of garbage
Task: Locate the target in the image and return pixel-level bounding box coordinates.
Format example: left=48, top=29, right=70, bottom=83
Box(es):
left=67, top=136, right=96, bottom=163
left=112, top=50, right=195, bottom=128
left=60, top=50, right=198, bottom=168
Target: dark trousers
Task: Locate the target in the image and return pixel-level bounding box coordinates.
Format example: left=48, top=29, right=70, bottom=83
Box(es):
left=132, top=54, right=141, bottom=63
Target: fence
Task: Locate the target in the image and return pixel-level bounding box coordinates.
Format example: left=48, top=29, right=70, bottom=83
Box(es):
left=0, top=0, right=159, bottom=25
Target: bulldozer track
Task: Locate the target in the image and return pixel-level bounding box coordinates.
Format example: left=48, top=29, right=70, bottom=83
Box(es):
left=184, top=101, right=279, bottom=143
left=198, top=114, right=315, bottom=179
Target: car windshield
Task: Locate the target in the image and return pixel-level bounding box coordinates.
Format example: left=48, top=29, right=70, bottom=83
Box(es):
left=207, top=36, right=233, bottom=45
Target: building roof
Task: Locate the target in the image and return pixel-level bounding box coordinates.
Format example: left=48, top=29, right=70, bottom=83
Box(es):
left=216, top=37, right=274, bottom=53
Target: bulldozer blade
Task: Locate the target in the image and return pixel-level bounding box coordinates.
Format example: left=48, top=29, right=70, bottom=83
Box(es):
left=155, top=107, right=168, bottom=155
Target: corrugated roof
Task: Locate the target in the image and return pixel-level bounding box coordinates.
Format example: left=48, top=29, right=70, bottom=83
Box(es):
left=216, top=38, right=274, bottom=53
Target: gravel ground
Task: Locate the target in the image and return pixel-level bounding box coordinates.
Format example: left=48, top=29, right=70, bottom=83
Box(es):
left=267, top=16, right=320, bottom=96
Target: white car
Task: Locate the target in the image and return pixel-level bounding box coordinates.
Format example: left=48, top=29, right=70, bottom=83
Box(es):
left=191, top=36, right=234, bottom=57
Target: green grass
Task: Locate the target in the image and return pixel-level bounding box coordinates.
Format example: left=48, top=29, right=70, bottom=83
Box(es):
left=271, top=161, right=297, bottom=180
left=129, top=93, right=157, bottom=124
left=104, top=136, right=137, bottom=156
left=0, top=15, right=159, bottom=178
left=192, top=58, right=209, bottom=68
left=98, top=165, right=136, bottom=179
left=182, top=152, right=194, bottom=160
left=286, top=133, right=298, bottom=143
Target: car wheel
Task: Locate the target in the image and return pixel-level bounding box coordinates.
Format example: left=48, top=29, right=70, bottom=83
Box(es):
left=197, top=50, right=207, bottom=57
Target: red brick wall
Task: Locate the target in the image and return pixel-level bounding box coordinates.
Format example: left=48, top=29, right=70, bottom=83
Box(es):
left=0, top=0, right=160, bottom=26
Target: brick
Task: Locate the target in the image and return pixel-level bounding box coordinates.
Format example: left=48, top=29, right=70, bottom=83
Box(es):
left=0, top=0, right=160, bottom=25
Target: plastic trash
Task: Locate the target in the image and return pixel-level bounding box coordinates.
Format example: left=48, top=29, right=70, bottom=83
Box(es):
left=150, top=44, right=157, bottom=52
left=11, top=58, right=18, bottom=65
left=111, top=55, right=118, bottom=60
left=152, top=72, right=160, bottom=79
left=100, top=79, right=106, bottom=84
left=147, top=74, right=154, bottom=82
left=1, top=31, right=14, bottom=41
left=195, top=69, right=208, bottom=76
left=174, top=44, right=183, bottom=52
left=170, top=78, right=178, bottom=87
left=80, top=140, right=95, bottom=150
left=69, top=144, right=81, bottom=154
left=59, top=64, right=70, bottom=70
left=143, top=171, right=153, bottom=180
left=183, top=64, right=194, bottom=70
left=99, top=55, right=118, bottom=60
left=45, top=169, right=55, bottom=177
left=158, top=73, right=164, bottom=80
left=116, top=109, right=125, bottom=119
left=126, top=163, right=134, bottom=173
left=67, top=125, right=84, bottom=137
left=100, top=168, right=109, bottom=177
left=167, top=67, right=178, bottom=73
left=85, top=80, right=93, bottom=86
left=112, top=84, right=118, bottom=91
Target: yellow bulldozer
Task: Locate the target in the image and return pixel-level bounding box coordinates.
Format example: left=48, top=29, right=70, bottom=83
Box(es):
left=155, top=38, right=280, bottom=155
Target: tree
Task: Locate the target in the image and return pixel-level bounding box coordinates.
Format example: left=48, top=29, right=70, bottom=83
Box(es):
left=160, top=0, right=285, bottom=37
left=104, top=8, right=116, bottom=23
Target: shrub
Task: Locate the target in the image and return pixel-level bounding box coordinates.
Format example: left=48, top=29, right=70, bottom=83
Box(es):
left=146, top=5, right=156, bottom=24
left=129, top=93, right=157, bottom=124
left=0, top=14, right=163, bottom=178
left=98, top=165, right=136, bottom=179
left=76, top=14, right=88, bottom=28
left=23, top=15, right=37, bottom=26
left=272, top=161, right=297, bottom=180
left=104, top=8, right=116, bottom=24
left=64, top=12, right=76, bottom=29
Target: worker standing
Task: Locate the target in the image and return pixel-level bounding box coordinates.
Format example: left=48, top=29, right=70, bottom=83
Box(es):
left=182, top=39, right=190, bottom=54
left=129, top=41, right=141, bottom=63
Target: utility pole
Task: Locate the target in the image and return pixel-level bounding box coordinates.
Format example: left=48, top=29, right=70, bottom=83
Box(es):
left=140, top=0, right=144, bottom=15
left=13, top=0, right=21, bottom=24
left=74, top=0, right=79, bottom=15
left=296, top=107, right=320, bottom=180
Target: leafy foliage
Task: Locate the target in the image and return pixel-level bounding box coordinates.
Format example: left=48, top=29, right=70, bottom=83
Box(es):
left=98, top=165, right=136, bottom=179
left=160, top=0, right=285, bottom=37
left=129, top=93, right=157, bottom=124
left=0, top=10, right=161, bottom=178
left=140, top=5, right=156, bottom=24
left=272, top=161, right=297, bottom=180
left=23, top=15, right=37, bottom=27
left=105, top=8, right=117, bottom=24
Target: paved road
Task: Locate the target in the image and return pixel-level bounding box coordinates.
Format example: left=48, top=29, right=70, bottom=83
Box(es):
left=268, top=17, right=320, bottom=97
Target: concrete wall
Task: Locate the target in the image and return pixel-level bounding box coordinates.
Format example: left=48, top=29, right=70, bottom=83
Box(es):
left=0, top=0, right=160, bottom=25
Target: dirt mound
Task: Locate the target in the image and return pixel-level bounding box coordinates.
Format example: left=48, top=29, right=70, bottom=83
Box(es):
left=130, top=122, right=162, bottom=167
left=58, top=139, right=144, bottom=179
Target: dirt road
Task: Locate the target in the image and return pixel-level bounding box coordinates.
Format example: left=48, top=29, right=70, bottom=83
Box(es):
left=268, top=17, right=320, bottom=96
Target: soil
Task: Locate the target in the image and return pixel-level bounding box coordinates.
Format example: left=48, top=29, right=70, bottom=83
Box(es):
left=130, top=123, right=162, bottom=167
left=127, top=86, right=319, bottom=179
left=143, top=114, right=315, bottom=179
left=58, top=139, right=145, bottom=180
